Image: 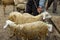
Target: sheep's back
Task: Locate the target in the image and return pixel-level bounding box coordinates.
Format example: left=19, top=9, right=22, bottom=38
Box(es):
left=2, top=0, right=14, bottom=5
left=15, top=21, right=48, bottom=39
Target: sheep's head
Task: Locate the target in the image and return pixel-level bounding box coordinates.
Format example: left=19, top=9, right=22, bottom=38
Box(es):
left=8, top=12, right=23, bottom=24
left=8, top=12, right=19, bottom=22
left=41, top=11, right=52, bottom=20
left=3, top=20, right=16, bottom=29
left=9, top=14, right=16, bottom=22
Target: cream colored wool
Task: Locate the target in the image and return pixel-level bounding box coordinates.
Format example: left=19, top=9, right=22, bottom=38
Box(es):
left=7, top=21, right=48, bottom=40
left=8, top=12, right=44, bottom=40
left=14, top=0, right=27, bottom=10
left=2, top=0, right=14, bottom=5
left=14, top=0, right=26, bottom=5
left=8, top=12, right=43, bottom=24
left=8, top=12, right=23, bottom=24
left=22, top=13, right=43, bottom=23
left=16, top=4, right=26, bottom=9
left=4, top=11, right=52, bottom=40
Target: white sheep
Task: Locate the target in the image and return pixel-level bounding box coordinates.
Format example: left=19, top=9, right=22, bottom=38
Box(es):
left=2, top=0, right=14, bottom=5
left=8, top=11, right=51, bottom=24
left=4, top=11, right=52, bottom=40
left=8, top=12, right=23, bottom=24
left=14, top=0, right=27, bottom=12
left=1, top=0, right=14, bottom=15
left=3, top=20, right=53, bottom=40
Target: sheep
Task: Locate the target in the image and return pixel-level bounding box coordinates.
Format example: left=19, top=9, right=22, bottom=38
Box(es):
left=14, top=0, right=26, bottom=5
left=1, top=0, right=14, bottom=15
left=8, top=11, right=51, bottom=24
left=2, top=0, right=14, bottom=5
left=5, top=11, right=51, bottom=40
left=16, top=4, right=26, bottom=10
left=8, top=12, right=23, bottom=24
left=3, top=20, right=53, bottom=40
left=13, top=0, right=27, bottom=12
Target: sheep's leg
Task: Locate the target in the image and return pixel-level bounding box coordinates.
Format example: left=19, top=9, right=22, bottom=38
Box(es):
left=10, top=29, right=17, bottom=38
left=0, top=1, right=1, bottom=4
left=16, top=37, right=27, bottom=40
left=8, top=33, right=16, bottom=40
left=38, top=36, right=41, bottom=40
left=9, top=33, right=15, bottom=38
left=21, top=37, right=27, bottom=40
left=41, top=36, right=44, bottom=40
left=40, top=36, right=46, bottom=40
left=15, top=35, right=19, bottom=40
left=13, top=5, right=17, bottom=11
left=13, top=5, right=15, bottom=11
left=17, top=7, right=20, bottom=12
left=23, top=37, right=28, bottom=40
left=15, top=34, right=19, bottom=40
left=28, top=38, right=33, bottom=40
left=41, top=36, right=46, bottom=40
left=33, top=37, right=38, bottom=40
left=4, top=5, right=5, bottom=15
left=28, top=38, right=34, bottom=40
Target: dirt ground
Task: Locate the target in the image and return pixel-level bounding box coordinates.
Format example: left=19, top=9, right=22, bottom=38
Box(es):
left=0, top=4, right=60, bottom=40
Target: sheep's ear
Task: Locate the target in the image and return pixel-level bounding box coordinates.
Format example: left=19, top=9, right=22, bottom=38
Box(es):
left=8, top=15, right=16, bottom=22
left=12, top=15, right=16, bottom=22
